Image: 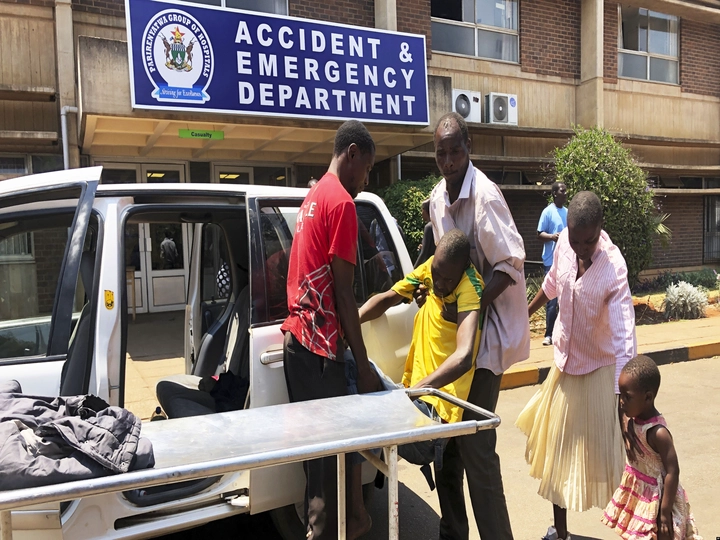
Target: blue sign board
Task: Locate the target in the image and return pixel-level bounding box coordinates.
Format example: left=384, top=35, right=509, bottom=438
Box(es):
left=125, top=0, right=429, bottom=125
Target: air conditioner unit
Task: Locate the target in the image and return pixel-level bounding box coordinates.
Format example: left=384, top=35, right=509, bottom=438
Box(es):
left=484, top=92, right=518, bottom=125
left=452, top=89, right=482, bottom=124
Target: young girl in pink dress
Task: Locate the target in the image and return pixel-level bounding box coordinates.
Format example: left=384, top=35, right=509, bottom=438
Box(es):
left=602, top=355, right=702, bottom=540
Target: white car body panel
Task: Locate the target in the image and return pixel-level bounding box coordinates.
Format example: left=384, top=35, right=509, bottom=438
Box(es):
left=0, top=170, right=416, bottom=538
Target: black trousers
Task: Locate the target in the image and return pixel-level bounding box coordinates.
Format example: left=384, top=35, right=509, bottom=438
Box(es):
left=283, top=332, right=347, bottom=540
left=435, top=368, right=514, bottom=540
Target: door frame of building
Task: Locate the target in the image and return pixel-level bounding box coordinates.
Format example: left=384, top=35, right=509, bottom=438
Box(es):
left=210, top=164, right=254, bottom=184
left=97, top=161, right=190, bottom=313
left=704, top=195, right=720, bottom=263
left=140, top=164, right=190, bottom=313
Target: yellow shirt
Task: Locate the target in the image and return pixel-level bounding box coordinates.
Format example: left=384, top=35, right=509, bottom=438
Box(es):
left=391, top=257, right=484, bottom=423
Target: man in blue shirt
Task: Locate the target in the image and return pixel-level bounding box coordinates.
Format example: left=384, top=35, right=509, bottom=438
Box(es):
left=537, top=182, right=567, bottom=346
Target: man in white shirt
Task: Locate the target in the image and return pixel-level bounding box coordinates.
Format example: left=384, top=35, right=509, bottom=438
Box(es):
left=427, top=112, right=530, bottom=540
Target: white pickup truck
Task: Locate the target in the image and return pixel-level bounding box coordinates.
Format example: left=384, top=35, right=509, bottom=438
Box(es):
left=0, top=167, right=417, bottom=539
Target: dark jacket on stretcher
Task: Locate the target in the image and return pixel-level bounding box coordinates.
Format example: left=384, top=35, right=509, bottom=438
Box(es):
left=0, top=380, right=155, bottom=491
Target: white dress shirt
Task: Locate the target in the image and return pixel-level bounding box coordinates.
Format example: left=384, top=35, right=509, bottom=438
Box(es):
left=429, top=163, right=531, bottom=375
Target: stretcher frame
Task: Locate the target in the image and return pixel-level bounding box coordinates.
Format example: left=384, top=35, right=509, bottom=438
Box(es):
left=0, top=387, right=500, bottom=540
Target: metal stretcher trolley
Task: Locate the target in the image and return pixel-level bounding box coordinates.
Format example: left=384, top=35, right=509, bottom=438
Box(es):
left=0, top=388, right=499, bottom=540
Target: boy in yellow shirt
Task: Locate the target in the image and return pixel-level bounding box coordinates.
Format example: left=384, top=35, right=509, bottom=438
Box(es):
left=359, top=228, right=483, bottom=423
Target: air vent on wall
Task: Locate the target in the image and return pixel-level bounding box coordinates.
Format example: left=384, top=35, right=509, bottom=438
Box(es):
left=451, top=89, right=482, bottom=124
left=484, top=92, right=518, bottom=125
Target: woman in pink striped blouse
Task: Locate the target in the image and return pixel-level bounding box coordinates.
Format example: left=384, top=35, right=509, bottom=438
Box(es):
left=519, top=191, right=637, bottom=540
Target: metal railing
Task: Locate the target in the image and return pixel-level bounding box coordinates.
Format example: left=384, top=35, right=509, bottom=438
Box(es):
left=0, top=388, right=499, bottom=540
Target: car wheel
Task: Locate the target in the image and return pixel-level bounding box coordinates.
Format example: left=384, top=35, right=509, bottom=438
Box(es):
left=269, top=501, right=305, bottom=540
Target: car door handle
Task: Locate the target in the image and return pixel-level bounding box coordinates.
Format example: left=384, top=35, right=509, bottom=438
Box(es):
left=260, top=350, right=284, bottom=365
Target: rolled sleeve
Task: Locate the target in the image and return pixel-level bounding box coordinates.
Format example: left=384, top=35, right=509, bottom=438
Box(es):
left=392, top=260, right=430, bottom=300
left=541, top=236, right=562, bottom=300
left=475, top=196, right=525, bottom=284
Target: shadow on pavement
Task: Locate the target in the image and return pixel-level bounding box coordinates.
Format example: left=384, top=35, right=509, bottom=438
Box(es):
left=364, top=480, right=440, bottom=539
left=159, top=511, right=283, bottom=539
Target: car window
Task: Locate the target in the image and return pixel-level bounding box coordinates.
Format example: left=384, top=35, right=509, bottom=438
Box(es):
left=259, top=206, right=296, bottom=323
left=255, top=200, right=404, bottom=324
left=0, top=213, right=92, bottom=360
left=356, top=202, right=404, bottom=298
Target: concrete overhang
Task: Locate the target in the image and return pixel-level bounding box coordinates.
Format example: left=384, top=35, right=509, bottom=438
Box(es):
left=634, top=0, right=720, bottom=25
left=77, top=36, right=435, bottom=163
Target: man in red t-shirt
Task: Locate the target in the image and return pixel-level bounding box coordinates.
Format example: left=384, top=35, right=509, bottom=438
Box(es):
left=281, top=120, right=377, bottom=540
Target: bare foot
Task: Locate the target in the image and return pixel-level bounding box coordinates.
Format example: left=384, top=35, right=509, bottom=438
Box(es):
left=347, top=511, right=372, bottom=540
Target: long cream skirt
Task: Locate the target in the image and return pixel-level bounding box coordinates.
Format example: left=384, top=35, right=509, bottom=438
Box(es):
left=516, top=363, right=624, bottom=512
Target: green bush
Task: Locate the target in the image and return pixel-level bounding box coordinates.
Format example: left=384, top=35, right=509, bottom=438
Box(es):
left=633, top=268, right=719, bottom=294
left=663, top=281, right=707, bottom=320
left=377, top=175, right=441, bottom=255
left=552, top=127, right=657, bottom=287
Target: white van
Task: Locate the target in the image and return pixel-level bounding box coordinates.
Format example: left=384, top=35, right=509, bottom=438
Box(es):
left=0, top=167, right=417, bottom=539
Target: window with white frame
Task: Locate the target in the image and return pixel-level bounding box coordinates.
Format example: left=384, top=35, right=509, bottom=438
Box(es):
left=618, top=6, right=678, bottom=84
left=184, top=0, right=287, bottom=13
left=431, top=0, right=518, bottom=63
left=0, top=233, right=34, bottom=263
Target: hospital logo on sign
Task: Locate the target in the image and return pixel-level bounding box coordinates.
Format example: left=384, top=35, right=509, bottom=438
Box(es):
left=141, top=9, right=214, bottom=104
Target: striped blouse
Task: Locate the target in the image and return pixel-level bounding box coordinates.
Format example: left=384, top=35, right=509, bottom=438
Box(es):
left=542, top=229, right=637, bottom=392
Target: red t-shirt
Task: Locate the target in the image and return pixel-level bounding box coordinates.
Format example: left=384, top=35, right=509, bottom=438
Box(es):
left=281, top=173, right=358, bottom=360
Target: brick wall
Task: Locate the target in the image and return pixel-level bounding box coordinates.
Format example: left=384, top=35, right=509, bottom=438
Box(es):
left=506, top=190, right=703, bottom=272
left=680, top=19, right=720, bottom=98
left=397, top=0, right=431, bottom=58
left=520, top=0, right=581, bottom=79
left=289, top=0, right=373, bottom=27
left=71, top=0, right=125, bottom=18
left=67, top=0, right=377, bottom=24
left=649, top=195, right=704, bottom=269
left=604, top=1, right=618, bottom=83
left=34, top=229, right=69, bottom=314
left=0, top=0, right=55, bottom=8
left=504, top=190, right=550, bottom=269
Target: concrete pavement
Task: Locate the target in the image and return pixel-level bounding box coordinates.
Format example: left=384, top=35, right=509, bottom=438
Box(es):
left=161, top=356, right=719, bottom=540
left=365, top=356, right=719, bottom=540
left=501, top=314, right=720, bottom=390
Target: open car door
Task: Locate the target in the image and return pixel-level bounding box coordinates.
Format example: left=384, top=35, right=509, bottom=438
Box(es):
left=245, top=194, right=416, bottom=518
left=0, top=167, right=99, bottom=397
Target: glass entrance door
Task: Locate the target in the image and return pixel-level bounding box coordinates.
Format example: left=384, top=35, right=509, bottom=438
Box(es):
left=212, top=165, right=253, bottom=184
left=141, top=165, right=190, bottom=312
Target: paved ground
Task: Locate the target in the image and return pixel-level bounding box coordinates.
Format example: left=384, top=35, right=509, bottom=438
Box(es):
left=162, top=356, right=719, bottom=540
left=363, top=356, right=719, bottom=540
left=506, top=313, right=720, bottom=376
left=123, top=312, right=184, bottom=420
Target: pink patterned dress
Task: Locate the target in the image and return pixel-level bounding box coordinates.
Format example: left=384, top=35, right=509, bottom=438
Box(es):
left=602, top=415, right=702, bottom=540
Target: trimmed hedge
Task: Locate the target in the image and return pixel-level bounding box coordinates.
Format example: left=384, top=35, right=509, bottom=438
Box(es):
left=552, top=127, right=657, bottom=287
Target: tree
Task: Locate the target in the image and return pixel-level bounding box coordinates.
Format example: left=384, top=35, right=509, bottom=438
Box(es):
left=551, top=127, right=658, bottom=287
left=377, top=175, right=440, bottom=255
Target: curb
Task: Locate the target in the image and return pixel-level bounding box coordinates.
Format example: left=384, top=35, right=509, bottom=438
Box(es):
left=499, top=340, right=720, bottom=391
